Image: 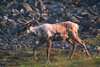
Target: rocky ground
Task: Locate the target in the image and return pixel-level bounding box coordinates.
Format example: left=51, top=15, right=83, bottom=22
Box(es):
left=0, top=0, right=100, bottom=53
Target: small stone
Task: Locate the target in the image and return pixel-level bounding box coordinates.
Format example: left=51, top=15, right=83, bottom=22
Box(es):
left=22, top=45, right=27, bottom=49
left=17, top=45, right=21, bottom=49
left=17, top=3, right=33, bottom=12
left=86, top=44, right=90, bottom=49
left=80, top=12, right=88, bottom=17
left=3, top=16, right=8, bottom=20
left=61, top=46, right=65, bottom=49
left=94, top=46, right=100, bottom=51
left=82, top=49, right=85, bottom=53
left=37, top=1, right=45, bottom=11
left=59, top=8, right=64, bottom=13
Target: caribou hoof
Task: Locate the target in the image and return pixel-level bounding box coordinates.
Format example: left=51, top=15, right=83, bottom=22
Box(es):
left=88, top=54, right=91, bottom=57
left=33, top=56, right=38, bottom=61
left=67, top=56, right=72, bottom=60
left=45, top=59, right=50, bottom=64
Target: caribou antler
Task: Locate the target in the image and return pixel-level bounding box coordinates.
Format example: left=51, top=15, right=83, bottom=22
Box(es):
left=17, top=15, right=40, bottom=26
left=17, top=15, right=41, bottom=36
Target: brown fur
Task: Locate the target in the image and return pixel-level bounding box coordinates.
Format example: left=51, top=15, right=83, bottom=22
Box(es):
left=22, top=21, right=91, bottom=63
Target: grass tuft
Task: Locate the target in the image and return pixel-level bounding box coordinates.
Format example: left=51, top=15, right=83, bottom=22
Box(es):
left=84, top=35, right=100, bottom=45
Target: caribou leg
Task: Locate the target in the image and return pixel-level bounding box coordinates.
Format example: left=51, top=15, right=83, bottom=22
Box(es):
left=66, top=39, right=77, bottom=60
left=33, top=42, right=43, bottom=61
left=71, top=31, right=91, bottom=57
left=45, top=40, right=51, bottom=63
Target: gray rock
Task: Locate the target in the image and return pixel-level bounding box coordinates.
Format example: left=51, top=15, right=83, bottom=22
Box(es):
left=47, top=17, right=56, bottom=24
left=86, top=44, right=90, bottom=50
left=90, top=44, right=94, bottom=49
left=37, top=1, right=45, bottom=11
left=61, top=46, right=65, bottom=49
left=17, top=45, right=21, bottom=49
left=83, top=35, right=90, bottom=39
left=9, top=3, right=18, bottom=9
left=71, top=16, right=80, bottom=23
left=0, top=0, right=100, bottom=51
left=23, top=11, right=39, bottom=17
left=16, top=3, right=33, bottom=12
left=88, top=9, right=98, bottom=15
left=0, top=19, right=7, bottom=27
left=66, top=13, right=80, bottom=23
left=0, top=2, right=10, bottom=8
left=96, top=21, right=100, bottom=28
left=80, top=12, right=88, bottom=17
left=70, top=9, right=77, bottom=13
left=22, top=45, right=27, bottom=49
left=94, top=46, right=100, bottom=51
left=87, top=0, right=100, bottom=6
left=82, top=49, right=86, bottom=53
left=30, top=5, right=39, bottom=12
left=59, top=7, right=64, bottom=13
left=3, top=16, right=8, bottom=20
left=0, top=62, right=6, bottom=66
left=0, top=0, right=6, bottom=2
left=32, top=0, right=38, bottom=7
left=76, top=44, right=83, bottom=49
left=97, top=2, right=100, bottom=7
left=17, top=0, right=27, bottom=3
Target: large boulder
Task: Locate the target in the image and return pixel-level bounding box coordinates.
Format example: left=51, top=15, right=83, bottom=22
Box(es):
left=37, top=1, right=45, bottom=11
left=16, top=3, right=33, bottom=12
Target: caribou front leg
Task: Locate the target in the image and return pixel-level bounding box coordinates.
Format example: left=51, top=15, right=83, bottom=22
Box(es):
left=45, top=40, right=51, bottom=63
left=80, top=40, right=91, bottom=57
left=33, top=42, right=43, bottom=61
left=72, top=31, right=91, bottom=57
left=66, top=39, right=77, bottom=60
left=69, top=42, right=77, bottom=60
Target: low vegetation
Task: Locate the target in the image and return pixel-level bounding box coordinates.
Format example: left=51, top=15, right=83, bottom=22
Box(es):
left=0, top=36, right=100, bottom=67
left=0, top=47, right=100, bottom=67
left=84, top=35, right=100, bottom=46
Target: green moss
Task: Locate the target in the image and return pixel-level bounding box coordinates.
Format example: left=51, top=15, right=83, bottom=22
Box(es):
left=0, top=47, right=100, bottom=67
left=84, top=35, right=100, bottom=45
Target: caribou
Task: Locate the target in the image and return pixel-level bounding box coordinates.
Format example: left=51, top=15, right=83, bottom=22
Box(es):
left=17, top=19, right=91, bottom=63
